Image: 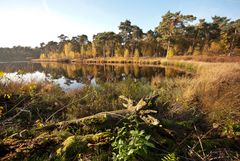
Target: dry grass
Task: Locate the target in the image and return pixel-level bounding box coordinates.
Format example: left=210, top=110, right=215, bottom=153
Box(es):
left=169, top=55, right=240, bottom=63
left=0, top=80, right=59, bottom=95
left=193, top=63, right=240, bottom=121
left=153, top=61, right=240, bottom=123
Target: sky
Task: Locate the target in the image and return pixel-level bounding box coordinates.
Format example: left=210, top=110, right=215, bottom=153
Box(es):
left=0, top=0, right=239, bottom=47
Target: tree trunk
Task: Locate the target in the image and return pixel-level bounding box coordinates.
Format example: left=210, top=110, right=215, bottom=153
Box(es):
left=229, top=29, right=237, bottom=56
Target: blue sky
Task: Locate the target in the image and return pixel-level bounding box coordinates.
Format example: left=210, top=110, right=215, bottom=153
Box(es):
left=0, top=0, right=239, bottom=47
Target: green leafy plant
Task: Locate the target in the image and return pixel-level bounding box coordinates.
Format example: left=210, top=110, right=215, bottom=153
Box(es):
left=161, top=153, right=179, bottom=161
left=221, top=120, right=240, bottom=138
left=112, top=115, right=155, bottom=161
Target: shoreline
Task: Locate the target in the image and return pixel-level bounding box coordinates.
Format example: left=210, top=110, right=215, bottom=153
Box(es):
left=32, top=56, right=240, bottom=73
left=32, top=57, right=163, bottom=65
left=32, top=55, right=240, bottom=64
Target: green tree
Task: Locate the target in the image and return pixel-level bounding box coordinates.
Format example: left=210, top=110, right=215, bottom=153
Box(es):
left=220, top=19, right=240, bottom=55
left=119, top=20, right=132, bottom=45
left=156, top=11, right=196, bottom=56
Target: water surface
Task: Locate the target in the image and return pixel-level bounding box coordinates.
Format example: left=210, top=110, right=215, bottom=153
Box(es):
left=0, top=62, right=187, bottom=91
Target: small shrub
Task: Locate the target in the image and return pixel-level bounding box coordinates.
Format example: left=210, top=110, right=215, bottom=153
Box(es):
left=112, top=116, right=155, bottom=161
left=167, top=48, right=175, bottom=57
left=124, top=49, right=130, bottom=58
left=209, top=42, right=223, bottom=54
left=161, top=153, right=179, bottom=161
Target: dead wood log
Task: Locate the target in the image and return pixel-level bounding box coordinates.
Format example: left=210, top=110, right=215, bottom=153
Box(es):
left=38, top=94, right=160, bottom=133
left=36, top=93, right=189, bottom=137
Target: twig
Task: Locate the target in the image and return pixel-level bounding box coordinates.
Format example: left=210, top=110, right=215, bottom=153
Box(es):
left=2, top=95, right=28, bottom=117
left=45, top=92, right=92, bottom=122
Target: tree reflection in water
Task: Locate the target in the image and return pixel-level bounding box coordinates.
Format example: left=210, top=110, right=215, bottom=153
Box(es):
left=0, top=62, right=188, bottom=91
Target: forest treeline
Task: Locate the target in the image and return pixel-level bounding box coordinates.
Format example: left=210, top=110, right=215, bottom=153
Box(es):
left=0, top=46, right=40, bottom=62
left=39, top=11, right=240, bottom=59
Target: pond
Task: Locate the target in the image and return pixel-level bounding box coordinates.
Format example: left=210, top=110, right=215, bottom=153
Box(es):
left=0, top=62, right=188, bottom=91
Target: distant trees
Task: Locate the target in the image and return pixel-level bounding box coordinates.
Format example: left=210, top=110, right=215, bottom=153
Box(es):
left=40, top=11, right=240, bottom=59
left=0, top=46, right=40, bottom=61
left=142, top=30, right=159, bottom=57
